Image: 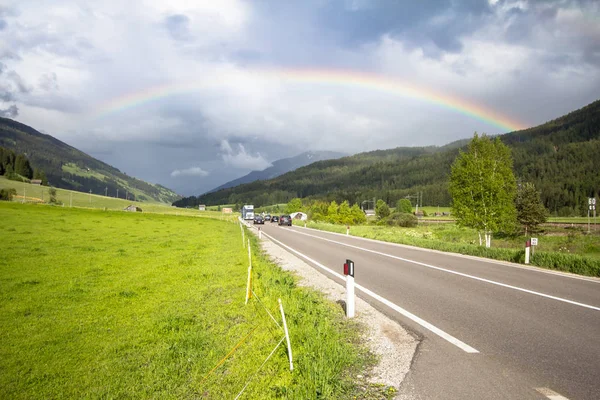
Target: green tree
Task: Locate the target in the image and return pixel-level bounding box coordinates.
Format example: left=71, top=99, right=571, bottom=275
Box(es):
left=338, top=200, right=352, bottom=225
left=286, top=198, right=303, bottom=214
left=515, top=182, right=548, bottom=234
left=33, top=169, right=48, bottom=186
left=375, top=199, right=390, bottom=220
left=48, top=187, right=58, bottom=204
left=396, top=198, right=413, bottom=214
left=449, top=133, right=517, bottom=247
left=327, top=201, right=339, bottom=223
left=0, top=188, right=17, bottom=201
left=14, top=154, right=33, bottom=179
left=350, top=203, right=367, bottom=224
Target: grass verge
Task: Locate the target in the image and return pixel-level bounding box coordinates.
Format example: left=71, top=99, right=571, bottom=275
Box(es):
left=0, top=202, right=385, bottom=399
left=299, top=221, right=600, bottom=277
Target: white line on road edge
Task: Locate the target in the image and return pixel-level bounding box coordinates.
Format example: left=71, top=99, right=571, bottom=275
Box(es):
left=290, top=229, right=600, bottom=312
left=262, top=231, right=479, bottom=354
left=296, top=225, right=600, bottom=284
left=535, top=387, right=570, bottom=400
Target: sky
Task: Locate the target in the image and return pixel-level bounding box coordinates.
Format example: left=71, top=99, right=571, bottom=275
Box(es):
left=1, top=0, right=599, bottom=196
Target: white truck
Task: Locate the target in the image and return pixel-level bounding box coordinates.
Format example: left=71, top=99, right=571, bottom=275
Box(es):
left=242, top=205, right=255, bottom=220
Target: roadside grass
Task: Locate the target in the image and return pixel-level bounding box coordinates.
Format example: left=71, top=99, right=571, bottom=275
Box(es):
left=299, top=220, right=600, bottom=276
left=0, top=202, right=384, bottom=399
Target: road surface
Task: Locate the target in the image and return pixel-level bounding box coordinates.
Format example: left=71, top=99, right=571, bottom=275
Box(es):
left=255, top=222, right=600, bottom=400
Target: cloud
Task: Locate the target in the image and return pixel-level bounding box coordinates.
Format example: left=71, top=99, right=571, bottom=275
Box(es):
left=0, top=104, right=18, bottom=117
left=164, top=14, right=191, bottom=41
left=170, top=167, right=209, bottom=177
left=220, top=140, right=272, bottom=170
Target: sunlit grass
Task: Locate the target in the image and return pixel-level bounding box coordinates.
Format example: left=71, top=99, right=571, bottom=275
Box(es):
left=0, top=202, right=384, bottom=399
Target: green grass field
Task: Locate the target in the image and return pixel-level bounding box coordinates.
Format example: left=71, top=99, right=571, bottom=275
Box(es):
left=0, top=203, right=385, bottom=399
left=300, top=219, right=600, bottom=262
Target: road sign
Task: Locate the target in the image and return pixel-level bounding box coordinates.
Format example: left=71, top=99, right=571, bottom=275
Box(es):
left=531, top=238, right=538, bottom=246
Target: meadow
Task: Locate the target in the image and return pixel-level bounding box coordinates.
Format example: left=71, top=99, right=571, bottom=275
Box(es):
left=0, top=203, right=384, bottom=399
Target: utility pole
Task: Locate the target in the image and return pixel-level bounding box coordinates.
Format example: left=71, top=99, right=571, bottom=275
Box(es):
left=117, top=189, right=119, bottom=199
left=89, top=189, right=92, bottom=204
left=105, top=187, right=108, bottom=197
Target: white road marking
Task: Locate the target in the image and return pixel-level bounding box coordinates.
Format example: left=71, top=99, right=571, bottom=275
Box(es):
left=288, top=229, right=600, bottom=312
left=535, top=387, right=570, bottom=400
left=262, top=231, right=480, bottom=354
left=296, top=225, right=600, bottom=284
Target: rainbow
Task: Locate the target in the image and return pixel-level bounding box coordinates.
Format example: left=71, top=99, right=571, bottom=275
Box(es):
left=91, top=68, right=527, bottom=132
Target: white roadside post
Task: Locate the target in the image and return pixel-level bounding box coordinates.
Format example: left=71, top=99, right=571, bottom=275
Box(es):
left=525, top=239, right=531, bottom=264
left=278, top=298, right=293, bottom=371
left=344, top=259, right=355, bottom=318
left=346, top=225, right=350, bottom=236
left=258, top=227, right=262, bottom=239
left=245, top=239, right=252, bottom=305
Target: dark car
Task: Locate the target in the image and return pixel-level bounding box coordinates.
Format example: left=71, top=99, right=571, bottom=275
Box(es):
left=278, top=215, right=292, bottom=226
left=253, top=215, right=264, bottom=224
left=271, top=216, right=279, bottom=223
left=265, top=214, right=271, bottom=221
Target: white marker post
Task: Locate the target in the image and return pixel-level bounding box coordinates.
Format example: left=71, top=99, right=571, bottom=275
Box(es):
left=344, top=259, right=355, bottom=318
left=346, top=225, right=350, bottom=236
left=525, top=239, right=531, bottom=264
left=278, top=298, right=293, bottom=371
left=245, top=239, right=252, bottom=305
left=258, top=227, right=262, bottom=239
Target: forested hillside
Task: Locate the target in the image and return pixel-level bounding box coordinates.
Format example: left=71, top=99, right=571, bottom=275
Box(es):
left=0, top=118, right=181, bottom=203
left=175, top=99, right=600, bottom=216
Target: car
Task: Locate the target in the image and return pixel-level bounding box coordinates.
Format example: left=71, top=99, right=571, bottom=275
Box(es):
left=271, top=216, right=279, bottom=223
left=278, top=215, right=292, bottom=226
left=253, top=215, right=264, bottom=224
left=264, top=214, right=271, bottom=221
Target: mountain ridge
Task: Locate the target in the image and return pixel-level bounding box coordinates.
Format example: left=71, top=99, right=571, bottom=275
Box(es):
left=0, top=117, right=181, bottom=203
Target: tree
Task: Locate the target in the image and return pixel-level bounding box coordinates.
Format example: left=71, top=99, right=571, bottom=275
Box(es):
left=286, top=198, right=303, bottom=214
left=327, top=201, right=339, bottom=223
left=48, top=187, right=58, bottom=204
left=33, top=169, right=48, bottom=186
left=516, top=182, right=548, bottom=234
left=0, top=188, right=17, bottom=201
left=449, top=133, right=517, bottom=247
left=14, top=154, right=33, bottom=179
left=338, top=200, right=352, bottom=225
left=375, top=199, right=390, bottom=220
left=397, top=198, right=412, bottom=214
left=350, top=203, right=367, bottom=224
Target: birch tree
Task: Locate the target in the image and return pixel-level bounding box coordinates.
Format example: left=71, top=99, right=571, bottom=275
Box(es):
left=449, top=134, right=517, bottom=247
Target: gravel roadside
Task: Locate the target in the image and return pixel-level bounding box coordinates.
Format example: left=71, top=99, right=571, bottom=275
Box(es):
left=256, top=231, right=418, bottom=398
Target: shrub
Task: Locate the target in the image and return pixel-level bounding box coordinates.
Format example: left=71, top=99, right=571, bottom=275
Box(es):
left=386, top=212, right=418, bottom=227
left=0, top=188, right=17, bottom=201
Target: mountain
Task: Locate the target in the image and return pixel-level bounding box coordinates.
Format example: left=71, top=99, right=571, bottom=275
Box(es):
left=0, top=118, right=181, bottom=203
left=173, top=99, right=600, bottom=217
left=206, top=151, right=346, bottom=194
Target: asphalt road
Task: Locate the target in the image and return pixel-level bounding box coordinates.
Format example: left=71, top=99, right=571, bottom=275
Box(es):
left=255, top=222, right=600, bottom=400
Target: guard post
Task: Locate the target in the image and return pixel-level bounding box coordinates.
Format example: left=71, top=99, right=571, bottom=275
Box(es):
left=343, top=259, right=355, bottom=318
left=525, top=239, right=531, bottom=264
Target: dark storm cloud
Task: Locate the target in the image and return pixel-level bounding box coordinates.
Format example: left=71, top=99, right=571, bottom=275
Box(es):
left=315, top=0, right=492, bottom=53
left=0, top=104, right=18, bottom=118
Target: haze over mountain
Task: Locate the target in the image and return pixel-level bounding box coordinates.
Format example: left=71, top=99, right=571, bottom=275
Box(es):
left=174, top=99, right=600, bottom=216
left=0, top=118, right=180, bottom=203
left=205, top=151, right=345, bottom=195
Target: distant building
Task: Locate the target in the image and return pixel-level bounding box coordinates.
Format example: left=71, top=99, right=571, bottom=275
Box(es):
left=30, top=179, right=42, bottom=185
left=222, top=207, right=233, bottom=213
left=198, top=204, right=206, bottom=211
left=124, top=205, right=142, bottom=212
left=364, top=209, right=376, bottom=217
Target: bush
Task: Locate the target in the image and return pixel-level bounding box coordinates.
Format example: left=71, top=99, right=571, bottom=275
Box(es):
left=385, top=212, right=418, bottom=227
left=0, top=188, right=17, bottom=201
